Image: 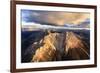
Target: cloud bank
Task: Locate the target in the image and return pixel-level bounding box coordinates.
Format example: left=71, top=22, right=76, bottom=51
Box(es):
left=21, top=10, right=90, bottom=26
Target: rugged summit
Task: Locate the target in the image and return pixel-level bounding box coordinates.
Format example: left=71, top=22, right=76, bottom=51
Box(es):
left=31, top=31, right=89, bottom=62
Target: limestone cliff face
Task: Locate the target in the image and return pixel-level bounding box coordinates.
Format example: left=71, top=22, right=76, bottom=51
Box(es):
left=31, top=31, right=89, bottom=62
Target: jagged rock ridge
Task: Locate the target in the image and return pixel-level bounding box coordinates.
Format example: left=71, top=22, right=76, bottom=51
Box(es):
left=30, top=31, right=89, bottom=62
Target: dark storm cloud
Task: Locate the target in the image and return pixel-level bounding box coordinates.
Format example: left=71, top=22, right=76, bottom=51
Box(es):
left=21, top=9, right=90, bottom=27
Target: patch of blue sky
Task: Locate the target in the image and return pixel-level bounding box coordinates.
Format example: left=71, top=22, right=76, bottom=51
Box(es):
left=21, top=9, right=37, bottom=22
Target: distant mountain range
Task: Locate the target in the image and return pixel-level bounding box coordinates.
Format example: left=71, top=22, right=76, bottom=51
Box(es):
left=21, top=21, right=90, bottom=31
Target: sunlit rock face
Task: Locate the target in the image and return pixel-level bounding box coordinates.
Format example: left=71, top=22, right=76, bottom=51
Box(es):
left=31, top=44, right=57, bottom=62
left=64, top=32, right=89, bottom=60
left=31, top=31, right=89, bottom=62
left=31, top=32, right=64, bottom=62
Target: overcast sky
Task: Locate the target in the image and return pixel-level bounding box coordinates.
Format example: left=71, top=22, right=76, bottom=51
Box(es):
left=21, top=9, right=90, bottom=28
